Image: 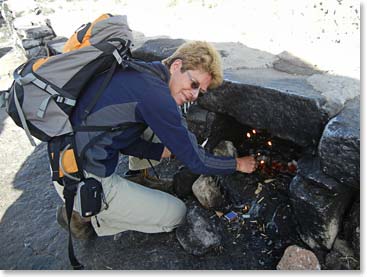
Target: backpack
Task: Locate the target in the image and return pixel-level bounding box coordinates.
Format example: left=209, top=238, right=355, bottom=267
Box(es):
left=1, top=13, right=134, bottom=146
left=0, top=13, right=166, bottom=270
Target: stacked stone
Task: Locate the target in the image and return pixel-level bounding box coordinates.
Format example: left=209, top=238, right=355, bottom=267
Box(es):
left=1, top=0, right=56, bottom=58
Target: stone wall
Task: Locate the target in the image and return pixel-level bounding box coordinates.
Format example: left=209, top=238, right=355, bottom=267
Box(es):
left=1, top=0, right=56, bottom=58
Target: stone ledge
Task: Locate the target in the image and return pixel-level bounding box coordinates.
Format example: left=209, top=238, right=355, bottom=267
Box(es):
left=198, top=80, right=328, bottom=147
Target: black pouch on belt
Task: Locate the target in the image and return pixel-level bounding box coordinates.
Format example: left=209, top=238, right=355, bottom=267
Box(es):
left=77, top=178, right=103, bottom=217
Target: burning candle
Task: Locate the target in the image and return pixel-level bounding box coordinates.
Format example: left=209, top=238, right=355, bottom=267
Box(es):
left=252, top=129, right=256, bottom=134
left=246, top=132, right=251, bottom=138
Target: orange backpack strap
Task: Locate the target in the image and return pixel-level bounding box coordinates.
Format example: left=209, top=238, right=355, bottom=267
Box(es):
left=62, top=13, right=112, bottom=53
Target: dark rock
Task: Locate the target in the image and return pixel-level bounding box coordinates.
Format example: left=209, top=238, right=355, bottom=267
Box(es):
left=319, top=96, right=360, bottom=189
left=289, top=156, right=356, bottom=250
left=41, top=34, right=57, bottom=44
left=324, top=238, right=359, bottom=270
left=187, top=104, right=245, bottom=151
left=198, top=80, right=329, bottom=147
left=176, top=206, right=222, bottom=256
left=19, top=25, right=55, bottom=40
left=172, top=167, right=199, bottom=198
left=342, top=197, right=360, bottom=258
left=186, top=104, right=213, bottom=143
left=132, top=38, right=185, bottom=61
left=25, top=45, right=47, bottom=58
left=21, top=38, right=41, bottom=49
left=324, top=249, right=359, bottom=270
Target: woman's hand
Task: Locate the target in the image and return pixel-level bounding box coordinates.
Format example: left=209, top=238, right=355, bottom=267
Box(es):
left=236, top=156, right=257, bottom=173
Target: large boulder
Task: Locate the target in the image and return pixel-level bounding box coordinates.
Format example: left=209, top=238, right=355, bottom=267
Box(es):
left=197, top=80, right=329, bottom=147
left=318, top=96, right=360, bottom=189
left=289, top=156, right=356, bottom=250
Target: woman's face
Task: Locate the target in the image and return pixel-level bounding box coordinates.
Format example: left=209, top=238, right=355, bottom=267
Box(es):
left=168, top=59, right=212, bottom=106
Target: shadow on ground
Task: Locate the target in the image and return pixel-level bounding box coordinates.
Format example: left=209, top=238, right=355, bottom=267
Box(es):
left=0, top=47, right=12, bottom=59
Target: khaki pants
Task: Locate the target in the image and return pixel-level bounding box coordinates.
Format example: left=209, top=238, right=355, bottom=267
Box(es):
left=54, top=171, right=186, bottom=236
left=54, top=128, right=186, bottom=236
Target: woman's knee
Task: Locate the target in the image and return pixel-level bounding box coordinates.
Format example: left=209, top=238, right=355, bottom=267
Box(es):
left=163, top=198, right=187, bottom=231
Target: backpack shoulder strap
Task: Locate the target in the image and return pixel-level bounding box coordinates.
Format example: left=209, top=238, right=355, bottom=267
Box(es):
left=81, top=59, right=167, bottom=122
left=81, top=60, right=118, bottom=121
left=62, top=178, right=84, bottom=270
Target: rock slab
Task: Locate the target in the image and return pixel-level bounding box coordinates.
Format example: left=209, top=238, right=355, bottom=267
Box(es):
left=198, top=80, right=329, bottom=147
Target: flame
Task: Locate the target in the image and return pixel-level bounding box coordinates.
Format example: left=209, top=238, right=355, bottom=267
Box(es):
left=260, top=160, right=265, bottom=164
left=252, top=129, right=256, bottom=134
left=267, top=141, right=272, bottom=146
left=246, top=132, right=251, bottom=138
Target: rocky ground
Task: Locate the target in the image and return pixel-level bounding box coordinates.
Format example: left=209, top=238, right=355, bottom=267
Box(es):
left=0, top=0, right=361, bottom=271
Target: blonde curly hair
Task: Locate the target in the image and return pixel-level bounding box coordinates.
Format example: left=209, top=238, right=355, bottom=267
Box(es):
left=162, top=41, right=223, bottom=89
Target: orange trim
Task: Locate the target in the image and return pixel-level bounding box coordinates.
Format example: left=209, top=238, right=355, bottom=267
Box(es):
left=62, top=33, right=81, bottom=53
left=32, top=57, right=50, bottom=71
left=59, top=149, right=79, bottom=177
left=63, top=13, right=111, bottom=53
left=51, top=149, right=79, bottom=178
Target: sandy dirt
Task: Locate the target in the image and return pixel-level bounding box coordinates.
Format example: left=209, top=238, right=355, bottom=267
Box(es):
left=36, top=0, right=360, bottom=79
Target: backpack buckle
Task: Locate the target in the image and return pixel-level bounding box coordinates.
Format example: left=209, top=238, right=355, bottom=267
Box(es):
left=112, top=50, right=123, bottom=65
